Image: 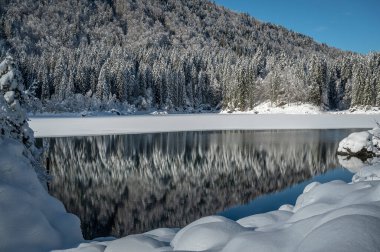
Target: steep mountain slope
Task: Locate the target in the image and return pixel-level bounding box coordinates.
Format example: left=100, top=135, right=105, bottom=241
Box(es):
left=0, top=0, right=379, bottom=112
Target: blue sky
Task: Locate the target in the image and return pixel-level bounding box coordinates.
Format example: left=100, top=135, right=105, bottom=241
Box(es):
left=214, top=0, right=380, bottom=54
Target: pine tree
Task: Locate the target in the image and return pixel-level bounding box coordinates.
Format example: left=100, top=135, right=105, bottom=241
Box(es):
left=0, top=56, right=46, bottom=181
left=308, top=56, right=326, bottom=106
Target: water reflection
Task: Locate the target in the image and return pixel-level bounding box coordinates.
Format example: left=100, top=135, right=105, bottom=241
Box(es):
left=43, top=129, right=358, bottom=239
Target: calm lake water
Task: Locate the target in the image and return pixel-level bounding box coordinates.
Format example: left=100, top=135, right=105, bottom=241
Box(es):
left=41, top=129, right=361, bottom=239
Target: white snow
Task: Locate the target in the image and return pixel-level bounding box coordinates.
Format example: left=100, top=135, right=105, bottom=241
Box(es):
left=170, top=216, right=246, bottom=251
left=221, top=102, right=322, bottom=114
left=337, top=127, right=380, bottom=155
left=221, top=101, right=380, bottom=115
left=337, top=131, right=372, bottom=153
left=29, top=114, right=380, bottom=137
left=352, top=163, right=380, bottom=182
left=0, top=137, right=83, bottom=252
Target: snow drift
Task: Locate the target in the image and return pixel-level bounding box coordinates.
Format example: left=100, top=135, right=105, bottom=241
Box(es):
left=0, top=138, right=83, bottom=252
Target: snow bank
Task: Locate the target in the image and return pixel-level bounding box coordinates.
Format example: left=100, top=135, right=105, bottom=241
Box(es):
left=0, top=137, right=83, bottom=252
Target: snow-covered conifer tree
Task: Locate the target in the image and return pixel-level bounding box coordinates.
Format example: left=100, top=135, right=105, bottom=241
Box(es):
left=0, top=56, right=46, bottom=182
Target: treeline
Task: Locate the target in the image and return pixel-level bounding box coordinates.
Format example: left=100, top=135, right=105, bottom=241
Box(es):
left=0, top=0, right=379, bottom=112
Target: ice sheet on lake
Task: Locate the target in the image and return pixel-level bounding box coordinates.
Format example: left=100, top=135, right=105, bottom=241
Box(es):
left=30, top=114, right=380, bottom=137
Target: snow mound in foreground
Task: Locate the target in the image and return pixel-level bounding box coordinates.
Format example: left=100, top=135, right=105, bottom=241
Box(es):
left=58, top=170, right=380, bottom=252
left=0, top=137, right=83, bottom=252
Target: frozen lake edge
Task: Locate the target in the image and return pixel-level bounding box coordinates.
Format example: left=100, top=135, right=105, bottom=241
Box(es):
left=30, top=114, right=380, bottom=138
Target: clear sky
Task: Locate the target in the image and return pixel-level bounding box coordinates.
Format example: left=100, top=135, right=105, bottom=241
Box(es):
left=213, top=0, right=380, bottom=54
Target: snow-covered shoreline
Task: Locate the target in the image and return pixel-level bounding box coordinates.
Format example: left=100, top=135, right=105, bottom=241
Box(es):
left=28, top=102, right=380, bottom=118
left=30, top=114, right=380, bottom=138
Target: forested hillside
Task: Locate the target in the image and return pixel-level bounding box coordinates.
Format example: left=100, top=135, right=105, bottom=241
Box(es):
left=0, top=0, right=379, bottom=113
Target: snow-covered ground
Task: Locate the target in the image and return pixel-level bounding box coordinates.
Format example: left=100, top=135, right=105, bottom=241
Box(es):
left=30, top=114, right=380, bottom=137
left=221, top=102, right=380, bottom=115
left=29, top=102, right=380, bottom=118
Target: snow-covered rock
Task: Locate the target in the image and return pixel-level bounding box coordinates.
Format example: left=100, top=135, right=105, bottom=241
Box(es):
left=338, top=131, right=372, bottom=153
left=337, top=128, right=380, bottom=158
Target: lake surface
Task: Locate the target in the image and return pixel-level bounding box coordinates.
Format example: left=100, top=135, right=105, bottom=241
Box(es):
left=41, top=129, right=361, bottom=239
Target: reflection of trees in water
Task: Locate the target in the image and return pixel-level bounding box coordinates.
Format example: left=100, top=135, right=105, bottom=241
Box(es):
left=45, top=130, right=346, bottom=239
